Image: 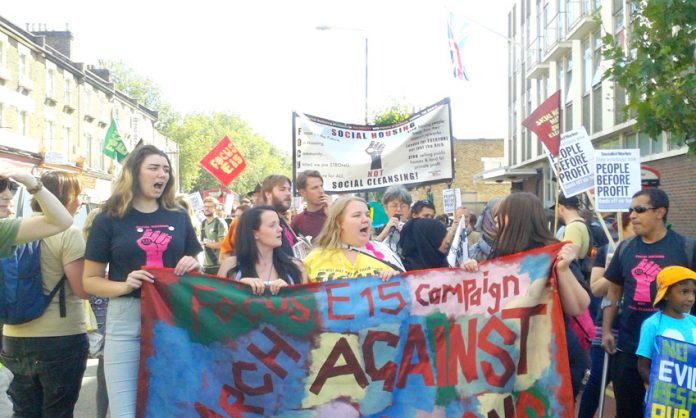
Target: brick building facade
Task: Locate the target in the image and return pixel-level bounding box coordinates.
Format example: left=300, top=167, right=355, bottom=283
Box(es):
left=410, top=138, right=510, bottom=215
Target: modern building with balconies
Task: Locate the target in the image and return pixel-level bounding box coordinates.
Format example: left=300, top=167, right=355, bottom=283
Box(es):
left=481, top=0, right=696, bottom=236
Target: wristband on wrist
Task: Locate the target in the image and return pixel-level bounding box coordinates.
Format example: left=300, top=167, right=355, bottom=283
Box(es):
left=26, top=179, right=43, bottom=194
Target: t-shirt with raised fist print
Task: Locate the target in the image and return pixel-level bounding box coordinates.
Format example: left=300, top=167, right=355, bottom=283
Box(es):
left=85, top=206, right=202, bottom=298
left=605, top=229, right=695, bottom=354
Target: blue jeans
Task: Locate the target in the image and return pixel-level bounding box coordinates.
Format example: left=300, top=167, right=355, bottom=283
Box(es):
left=104, top=296, right=141, bottom=418
left=1, top=333, right=88, bottom=418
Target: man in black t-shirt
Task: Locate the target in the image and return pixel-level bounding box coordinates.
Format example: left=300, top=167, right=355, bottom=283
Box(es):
left=601, top=188, right=696, bottom=418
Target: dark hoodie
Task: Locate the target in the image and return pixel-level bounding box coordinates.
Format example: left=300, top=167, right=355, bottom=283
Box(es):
left=398, top=218, right=449, bottom=271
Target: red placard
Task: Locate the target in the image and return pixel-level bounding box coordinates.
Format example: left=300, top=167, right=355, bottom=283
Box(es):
left=522, top=90, right=561, bottom=156
left=199, top=135, right=246, bottom=186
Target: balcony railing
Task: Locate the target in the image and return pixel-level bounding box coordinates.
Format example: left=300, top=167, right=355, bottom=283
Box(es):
left=566, top=0, right=600, bottom=40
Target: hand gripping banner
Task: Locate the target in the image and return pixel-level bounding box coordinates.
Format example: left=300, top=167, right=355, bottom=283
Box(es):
left=137, top=243, right=575, bottom=417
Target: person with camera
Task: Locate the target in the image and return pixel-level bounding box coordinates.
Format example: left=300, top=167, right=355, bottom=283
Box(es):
left=374, top=185, right=411, bottom=255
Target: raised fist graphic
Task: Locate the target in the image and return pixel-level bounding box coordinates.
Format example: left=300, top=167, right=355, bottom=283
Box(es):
left=137, top=228, right=172, bottom=267
left=631, top=258, right=661, bottom=303
left=365, top=141, right=386, bottom=170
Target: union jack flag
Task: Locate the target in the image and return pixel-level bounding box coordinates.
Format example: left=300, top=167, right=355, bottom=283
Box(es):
left=447, top=12, right=469, bottom=81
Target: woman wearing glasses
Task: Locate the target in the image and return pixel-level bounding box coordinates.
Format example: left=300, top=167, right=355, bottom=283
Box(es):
left=374, top=185, right=411, bottom=255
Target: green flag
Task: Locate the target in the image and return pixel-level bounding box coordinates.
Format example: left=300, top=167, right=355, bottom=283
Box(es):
left=102, top=118, right=128, bottom=162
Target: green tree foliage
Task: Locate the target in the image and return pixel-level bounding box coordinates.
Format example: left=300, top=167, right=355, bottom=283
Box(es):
left=603, top=0, right=696, bottom=153
left=97, top=60, right=180, bottom=131
left=166, top=112, right=290, bottom=194
left=372, top=103, right=412, bottom=126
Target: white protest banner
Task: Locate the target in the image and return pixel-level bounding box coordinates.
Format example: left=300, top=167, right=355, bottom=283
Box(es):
left=554, top=127, right=595, bottom=197
left=594, top=149, right=641, bottom=211
left=187, top=192, right=205, bottom=223
left=455, top=188, right=462, bottom=208
left=442, top=189, right=456, bottom=213
left=293, top=98, right=454, bottom=192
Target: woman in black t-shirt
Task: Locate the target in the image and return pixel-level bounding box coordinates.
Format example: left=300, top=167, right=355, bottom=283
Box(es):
left=83, top=145, right=202, bottom=418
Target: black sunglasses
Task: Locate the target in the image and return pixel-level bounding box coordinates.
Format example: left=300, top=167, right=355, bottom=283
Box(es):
left=628, top=205, right=657, bottom=214
left=0, top=179, right=19, bottom=194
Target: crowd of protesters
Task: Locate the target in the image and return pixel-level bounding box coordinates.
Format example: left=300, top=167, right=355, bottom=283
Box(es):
left=0, top=147, right=694, bottom=418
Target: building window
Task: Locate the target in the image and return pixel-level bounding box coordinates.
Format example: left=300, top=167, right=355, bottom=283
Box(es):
left=85, top=133, right=91, bottom=167
left=625, top=133, right=637, bottom=148
left=614, top=83, right=626, bottom=124
left=44, top=120, right=54, bottom=151
left=132, top=116, right=139, bottom=141
left=565, top=53, right=573, bottom=104
left=592, top=85, right=602, bottom=133
left=85, top=88, right=92, bottom=114
left=565, top=103, right=573, bottom=130
left=639, top=132, right=663, bottom=156
left=599, top=136, right=621, bottom=149
left=18, top=55, right=26, bottom=78
left=46, top=69, right=55, bottom=99
left=591, top=30, right=603, bottom=87
left=613, top=0, right=625, bottom=50
left=582, top=39, right=591, bottom=95
left=64, top=78, right=71, bottom=106
left=582, top=94, right=590, bottom=133
left=18, top=111, right=27, bottom=136
left=63, top=127, right=71, bottom=156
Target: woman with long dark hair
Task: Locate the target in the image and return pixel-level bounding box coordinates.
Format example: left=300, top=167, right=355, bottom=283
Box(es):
left=462, top=192, right=591, bottom=397
left=224, top=205, right=306, bottom=294
left=82, top=145, right=202, bottom=417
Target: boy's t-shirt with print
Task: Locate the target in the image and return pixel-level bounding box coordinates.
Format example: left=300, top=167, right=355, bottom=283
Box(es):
left=85, top=207, right=202, bottom=297
left=636, top=311, right=696, bottom=360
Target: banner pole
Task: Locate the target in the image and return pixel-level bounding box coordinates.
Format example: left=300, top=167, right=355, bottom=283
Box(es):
left=597, top=351, right=609, bottom=418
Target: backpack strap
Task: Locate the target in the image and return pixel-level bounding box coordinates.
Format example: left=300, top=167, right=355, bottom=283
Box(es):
left=684, top=236, right=696, bottom=270
left=46, top=275, right=68, bottom=318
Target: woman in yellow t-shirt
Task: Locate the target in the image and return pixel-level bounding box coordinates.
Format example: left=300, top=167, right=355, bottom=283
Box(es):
left=304, top=196, right=404, bottom=282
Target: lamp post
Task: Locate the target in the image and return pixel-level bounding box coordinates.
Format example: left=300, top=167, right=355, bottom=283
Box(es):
left=316, top=25, right=369, bottom=125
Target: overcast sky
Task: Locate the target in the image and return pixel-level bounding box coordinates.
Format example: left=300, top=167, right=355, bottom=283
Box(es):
left=3, top=0, right=514, bottom=153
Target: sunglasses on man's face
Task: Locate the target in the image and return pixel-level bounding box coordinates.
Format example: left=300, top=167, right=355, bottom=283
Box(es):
left=628, top=205, right=657, bottom=214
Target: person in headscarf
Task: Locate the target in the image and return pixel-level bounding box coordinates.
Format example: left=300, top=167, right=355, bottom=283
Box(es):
left=399, top=217, right=449, bottom=271
left=467, top=197, right=503, bottom=263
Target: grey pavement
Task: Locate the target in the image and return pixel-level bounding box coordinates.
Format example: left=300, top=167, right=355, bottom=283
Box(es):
left=75, top=359, right=107, bottom=418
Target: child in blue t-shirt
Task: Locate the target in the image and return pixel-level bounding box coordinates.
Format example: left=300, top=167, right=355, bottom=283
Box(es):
left=636, top=265, right=696, bottom=385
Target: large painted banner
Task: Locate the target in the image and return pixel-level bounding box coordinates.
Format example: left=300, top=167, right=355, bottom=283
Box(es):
left=644, top=336, right=696, bottom=418
left=138, top=243, right=575, bottom=417
left=292, top=98, right=454, bottom=193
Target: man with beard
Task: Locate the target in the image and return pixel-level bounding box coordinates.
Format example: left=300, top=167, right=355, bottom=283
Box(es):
left=261, top=174, right=297, bottom=258
left=200, top=197, right=228, bottom=274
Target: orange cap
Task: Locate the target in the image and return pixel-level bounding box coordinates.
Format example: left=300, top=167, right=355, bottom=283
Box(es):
left=653, top=265, right=696, bottom=306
